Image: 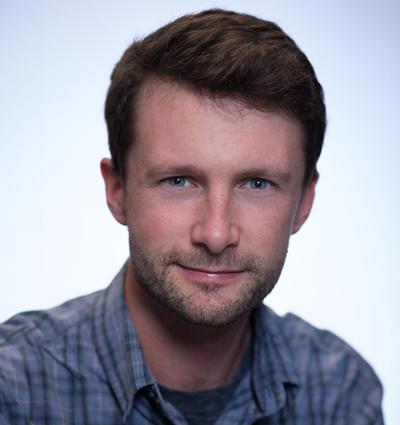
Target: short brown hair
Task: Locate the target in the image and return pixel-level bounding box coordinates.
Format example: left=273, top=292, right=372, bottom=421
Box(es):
left=105, top=9, right=326, bottom=184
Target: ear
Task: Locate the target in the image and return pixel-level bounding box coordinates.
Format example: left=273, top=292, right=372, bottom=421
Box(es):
left=100, top=158, right=127, bottom=225
left=291, top=172, right=318, bottom=234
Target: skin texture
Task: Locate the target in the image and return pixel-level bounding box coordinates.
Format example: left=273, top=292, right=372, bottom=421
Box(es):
left=101, top=79, right=316, bottom=390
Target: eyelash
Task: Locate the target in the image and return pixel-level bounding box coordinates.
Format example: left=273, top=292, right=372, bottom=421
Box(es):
left=165, top=176, right=193, bottom=187
left=244, top=178, right=269, bottom=190
left=164, top=176, right=270, bottom=190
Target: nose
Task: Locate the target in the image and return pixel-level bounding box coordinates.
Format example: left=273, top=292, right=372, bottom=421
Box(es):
left=190, top=190, right=240, bottom=255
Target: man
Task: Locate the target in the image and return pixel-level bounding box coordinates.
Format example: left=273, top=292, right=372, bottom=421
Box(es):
left=0, top=8, right=383, bottom=425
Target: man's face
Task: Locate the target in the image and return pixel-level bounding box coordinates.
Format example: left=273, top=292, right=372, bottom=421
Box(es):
left=103, top=79, right=316, bottom=326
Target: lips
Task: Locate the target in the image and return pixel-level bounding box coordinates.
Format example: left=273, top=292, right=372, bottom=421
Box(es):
left=176, top=264, right=245, bottom=283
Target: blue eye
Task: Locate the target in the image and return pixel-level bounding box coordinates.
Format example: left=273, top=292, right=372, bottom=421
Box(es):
left=167, top=176, right=189, bottom=187
left=248, top=178, right=268, bottom=189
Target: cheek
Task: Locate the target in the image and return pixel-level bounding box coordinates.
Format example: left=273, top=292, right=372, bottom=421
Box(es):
left=126, top=197, right=191, bottom=248
left=241, top=204, right=295, bottom=255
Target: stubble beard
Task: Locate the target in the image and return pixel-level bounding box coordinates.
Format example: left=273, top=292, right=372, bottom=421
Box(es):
left=128, top=232, right=286, bottom=327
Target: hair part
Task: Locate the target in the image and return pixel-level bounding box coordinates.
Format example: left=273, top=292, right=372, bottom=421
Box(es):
left=105, top=8, right=326, bottom=184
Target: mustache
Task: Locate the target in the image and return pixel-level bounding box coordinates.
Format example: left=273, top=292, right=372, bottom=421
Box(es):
left=160, top=249, right=263, bottom=271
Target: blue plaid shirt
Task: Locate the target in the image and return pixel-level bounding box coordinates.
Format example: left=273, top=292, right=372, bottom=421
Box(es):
left=0, top=264, right=384, bottom=424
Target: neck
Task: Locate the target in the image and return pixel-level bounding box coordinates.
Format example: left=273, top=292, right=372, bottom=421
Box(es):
left=124, top=262, right=252, bottom=391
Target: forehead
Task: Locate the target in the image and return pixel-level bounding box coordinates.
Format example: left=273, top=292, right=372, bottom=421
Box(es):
left=131, top=79, right=305, bottom=182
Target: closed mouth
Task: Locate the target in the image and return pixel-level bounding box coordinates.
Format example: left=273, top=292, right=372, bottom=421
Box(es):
left=174, top=264, right=247, bottom=285
left=177, top=264, right=245, bottom=274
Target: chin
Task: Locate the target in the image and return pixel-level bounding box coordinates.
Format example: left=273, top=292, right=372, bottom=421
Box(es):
left=159, top=290, right=255, bottom=327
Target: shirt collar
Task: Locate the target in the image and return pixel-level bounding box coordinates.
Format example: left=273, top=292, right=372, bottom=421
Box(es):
left=252, top=303, right=300, bottom=415
left=93, top=262, right=155, bottom=421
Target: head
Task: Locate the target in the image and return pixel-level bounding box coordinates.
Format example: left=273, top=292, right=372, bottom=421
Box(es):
left=102, top=9, right=326, bottom=327
left=105, top=8, right=326, bottom=186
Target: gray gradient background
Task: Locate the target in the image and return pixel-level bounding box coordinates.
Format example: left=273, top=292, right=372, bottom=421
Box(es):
left=0, top=1, right=398, bottom=423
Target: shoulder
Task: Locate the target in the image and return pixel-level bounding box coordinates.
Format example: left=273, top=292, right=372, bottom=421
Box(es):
left=279, top=310, right=380, bottom=384
left=0, top=290, right=103, bottom=408
left=258, top=305, right=383, bottom=422
left=0, top=289, right=102, bottom=348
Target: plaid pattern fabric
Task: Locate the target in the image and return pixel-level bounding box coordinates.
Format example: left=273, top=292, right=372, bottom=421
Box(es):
left=0, top=264, right=384, bottom=424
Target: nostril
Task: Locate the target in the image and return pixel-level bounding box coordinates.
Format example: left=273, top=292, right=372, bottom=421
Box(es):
left=191, top=221, right=240, bottom=255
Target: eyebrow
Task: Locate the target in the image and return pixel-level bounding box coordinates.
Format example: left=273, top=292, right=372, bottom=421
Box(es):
left=236, top=168, right=292, bottom=184
left=145, top=164, right=207, bottom=179
left=145, top=164, right=292, bottom=185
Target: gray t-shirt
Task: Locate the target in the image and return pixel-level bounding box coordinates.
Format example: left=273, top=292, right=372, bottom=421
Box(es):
left=159, top=347, right=251, bottom=425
